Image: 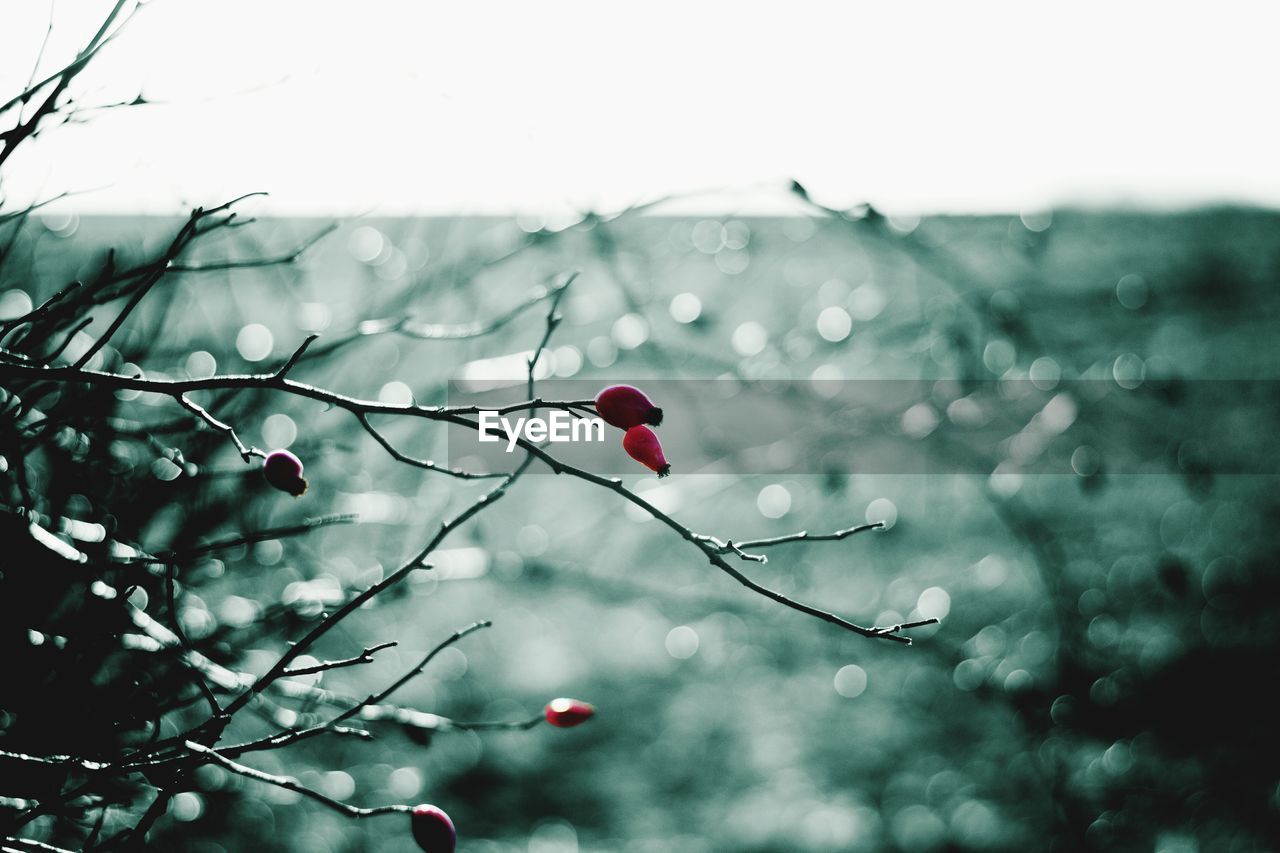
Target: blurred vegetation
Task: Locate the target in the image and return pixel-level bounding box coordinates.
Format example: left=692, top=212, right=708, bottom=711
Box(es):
left=3, top=202, right=1279, bottom=852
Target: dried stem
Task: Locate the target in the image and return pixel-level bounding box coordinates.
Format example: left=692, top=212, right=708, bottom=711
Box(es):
left=182, top=742, right=410, bottom=819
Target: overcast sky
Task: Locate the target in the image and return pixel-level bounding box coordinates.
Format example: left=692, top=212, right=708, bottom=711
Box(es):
left=3, top=0, right=1278, bottom=216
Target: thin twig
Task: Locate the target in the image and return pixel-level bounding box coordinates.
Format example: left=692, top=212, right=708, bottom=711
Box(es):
left=346, top=621, right=490, bottom=719
left=694, top=522, right=885, bottom=563
left=0, top=358, right=924, bottom=643
left=176, top=393, right=264, bottom=462
left=281, top=641, right=397, bottom=676
left=132, top=514, right=358, bottom=564
left=220, top=453, right=533, bottom=719
left=355, top=411, right=504, bottom=480
left=182, top=742, right=410, bottom=818
left=274, top=334, right=319, bottom=380
left=168, top=224, right=337, bottom=273
left=164, top=562, right=222, bottom=716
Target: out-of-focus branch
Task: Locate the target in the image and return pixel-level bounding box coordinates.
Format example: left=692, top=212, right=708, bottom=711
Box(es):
left=167, top=223, right=337, bottom=273
left=299, top=271, right=581, bottom=366
left=0, top=0, right=141, bottom=170
left=694, top=521, right=885, bottom=564
left=182, top=742, right=410, bottom=818
left=281, top=641, right=398, bottom=677
left=0, top=357, right=926, bottom=643
left=219, top=453, right=534, bottom=720
left=2, top=836, right=79, bottom=853
left=341, top=621, right=491, bottom=721
left=354, top=410, right=504, bottom=480
left=132, top=514, right=358, bottom=565
left=176, top=393, right=264, bottom=462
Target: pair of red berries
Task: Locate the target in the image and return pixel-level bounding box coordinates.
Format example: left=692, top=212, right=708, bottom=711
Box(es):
left=410, top=699, right=593, bottom=852
left=595, top=385, right=669, bottom=477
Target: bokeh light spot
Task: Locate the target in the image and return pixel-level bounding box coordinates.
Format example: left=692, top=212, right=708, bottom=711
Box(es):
left=866, top=497, right=898, bottom=530
left=235, top=324, right=274, bottom=362
left=732, top=321, right=768, bottom=356
left=834, top=664, right=868, bottom=698
left=612, top=313, right=649, bottom=350
left=261, top=413, right=297, bottom=449
left=816, top=306, right=853, bottom=342
left=917, top=587, right=951, bottom=621
left=669, top=292, right=703, bottom=324
left=665, top=625, right=699, bottom=659
left=756, top=483, right=792, bottom=519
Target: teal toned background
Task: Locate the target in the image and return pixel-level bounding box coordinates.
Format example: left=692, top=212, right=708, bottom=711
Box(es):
left=5, top=206, right=1279, bottom=851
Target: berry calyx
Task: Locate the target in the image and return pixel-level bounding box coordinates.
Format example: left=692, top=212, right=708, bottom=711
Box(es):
left=622, top=425, right=670, bottom=477
left=411, top=804, right=456, bottom=853
left=263, top=449, right=307, bottom=496
left=544, top=697, right=595, bottom=728
left=595, top=385, right=663, bottom=429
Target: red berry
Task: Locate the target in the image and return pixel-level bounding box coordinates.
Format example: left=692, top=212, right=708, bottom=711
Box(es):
left=544, top=697, right=595, bottom=728
left=263, top=449, right=307, bottom=496
left=622, top=425, right=670, bottom=477
left=595, top=385, right=663, bottom=429
left=411, top=804, right=456, bottom=853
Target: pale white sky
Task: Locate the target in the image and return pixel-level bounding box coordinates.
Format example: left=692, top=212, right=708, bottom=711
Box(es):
left=2, top=0, right=1278, bottom=216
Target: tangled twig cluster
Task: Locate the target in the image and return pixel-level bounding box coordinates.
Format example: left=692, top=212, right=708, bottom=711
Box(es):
left=0, top=5, right=937, bottom=851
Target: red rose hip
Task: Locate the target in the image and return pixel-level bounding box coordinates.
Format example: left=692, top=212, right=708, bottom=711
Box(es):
left=622, top=425, right=670, bottom=477
left=595, top=385, right=663, bottom=429
left=263, top=449, right=307, bottom=496
left=411, top=804, right=456, bottom=853
left=544, top=697, right=595, bottom=728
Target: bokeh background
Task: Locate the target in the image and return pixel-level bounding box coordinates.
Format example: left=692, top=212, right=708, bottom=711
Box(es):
left=5, top=202, right=1279, bottom=851
left=5, top=2, right=1280, bottom=851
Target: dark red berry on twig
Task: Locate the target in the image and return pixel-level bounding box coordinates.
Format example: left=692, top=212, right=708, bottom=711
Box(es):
left=411, top=804, right=456, bottom=853
left=544, top=697, right=595, bottom=728
left=263, top=449, right=307, bottom=496
left=622, top=425, right=670, bottom=477
left=595, top=385, right=663, bottom=429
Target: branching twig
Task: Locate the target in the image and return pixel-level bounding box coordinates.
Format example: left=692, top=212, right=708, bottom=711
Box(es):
left=694, top=522, right=885, bottom=563
left=176, top=393, right=264, bottom=462
left=281, top=641, right=397, bottom=677
left=355, top=411, right=503, bottom=480
left=167, top=223, right=337, bottom=273
left=347, top=621, right=491, bottom=719
left=132, top=514, right=358, bottom=564
left=220, top=453, right=533, bottom=720
left=0, top=358, right=923, bottom=642
left=2, top=837, right=79, bottom=853
left=182, top=742, right=410, bottom=819
left=274, top=333, right=319, bottom=381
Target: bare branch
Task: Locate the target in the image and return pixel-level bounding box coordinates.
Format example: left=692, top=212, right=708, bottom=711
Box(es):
left=167, top=223, right=337, bottom=273
left=3, top=837, right=79, bottom=853
left=274, top=334, right=320, bottom=381
left=183, top=742, right=410, bottom=819
left=695, top=522, right=885, bottom=563
left=176, top=393, right=264, bottom=462
left=354, top=410, right=504, bottom=480
left=0, top=356, right=921, bottom=643
left=220, top=453, right=533, bottom=719
left=362, top=272, right=578, bottom=343
left=346, top=621, right=491, bottom=717
left=526, top=271, right=579, bottom=404
left=132, top=514, right=358, bottom=564
left=164, top=562, right=222, bottom=716
left=281, top=641, right=398, bottom=676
